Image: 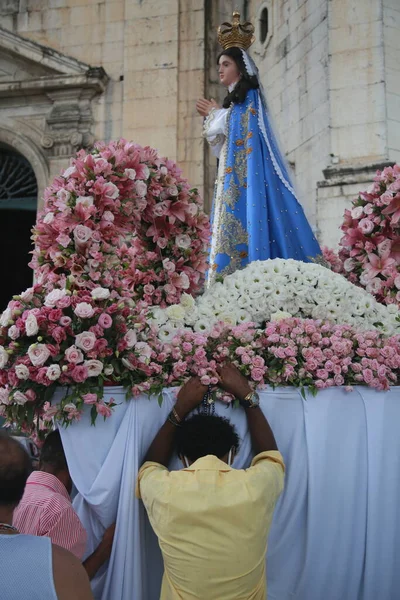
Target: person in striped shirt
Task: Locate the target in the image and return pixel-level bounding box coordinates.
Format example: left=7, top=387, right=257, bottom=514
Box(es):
left=13, top=430, right=115, bottom=580
left=0, top=430, right=93, bottom=600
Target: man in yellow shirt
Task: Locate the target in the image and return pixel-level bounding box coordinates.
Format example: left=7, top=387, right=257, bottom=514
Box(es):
left=136, top=363, right=285, bottom=600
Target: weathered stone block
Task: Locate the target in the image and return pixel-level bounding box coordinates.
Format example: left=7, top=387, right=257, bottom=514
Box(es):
left=124, top=41, right=178, bottom=71
left=179, top=9, right=204, bottom=41
left=330, top=83, right=386, bottom=127
left=125, top=14, right=179, bottom=46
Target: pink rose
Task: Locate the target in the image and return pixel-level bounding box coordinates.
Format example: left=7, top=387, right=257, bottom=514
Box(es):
left=252, top=356, right=265, bottom=369
left=83, top=359, right=103, bottom=377
left=27, top=343, right=50, bottom=366
left=358, top=218, right=374, bottom=235
left=52, top=326, right=67, bottom=344
left=241, top=354, right=251, bottom=365
left=56, top=233, right=71, bottom=248
left=362, top=368, right=374, bottom=384
left=71, top=365, right=88, bottom=383
left=82, top=393, right=98, bottom=405
left=316, top=369, right=328, bottom=380
left=98, top=313, right=112, bottom=329
left=59, top=316, right=72, bottom=327
left=65, top=345, right=84, bottom=364
left=162, top=258, right=175, bottom=273
left=57, top=295, right=71, bottom=309
left=75, top=331, right=96, bottom=352
left=250, top=368, right=264, bottom=382
left=96, top=402, right=113, bottom=418
left=74, top=302, right=95, bottom=319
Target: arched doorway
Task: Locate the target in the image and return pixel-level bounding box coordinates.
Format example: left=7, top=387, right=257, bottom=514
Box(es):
left=0, top=144, right=38, bottom=311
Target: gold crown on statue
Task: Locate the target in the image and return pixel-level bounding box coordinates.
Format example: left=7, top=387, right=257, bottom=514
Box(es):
left=217, top=11, right=255, bottom=51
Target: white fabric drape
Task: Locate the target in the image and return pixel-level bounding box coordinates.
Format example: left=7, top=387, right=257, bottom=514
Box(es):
left=58, top=386, right=400, bottom=600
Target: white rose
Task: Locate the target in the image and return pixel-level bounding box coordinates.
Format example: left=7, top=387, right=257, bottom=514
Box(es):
left=351, top=206, right=364, bottom=219
left=46, top=364, right=61, bottom=381
left=0, top=346, right=9, bottom=369
left=270, top=310, right=293, bottom=322
left=104, top=365, right=114, bottom=376
left=343, top=258, right=355, bottom=272
left=76, top=195, right=94, bottom=208
left=140, top=165, right=150, bottom=180
left=103, top=182, right=119, bottom=199
left=180, top=293, right=195, bottom=310
left=135, top=342, right=152, bottom=363
left=175, top=234, right=191, bottom=249
left=124, top=330, right=137, bottom=349
left=0, top=308, right=12, bottom=327
left=91, top=287, right=110, bottom=300
left=20, top=288, right=34, bottom=302
left=28, top=343, right=51, bottom=366
left=121, top=357, right=134, bottom=370
left=62, top=166, right=76, bottom=179
left=186, top=203, right=198, bottom=217
left=125, top=168, right=136, bottom=180
left=0, top=388, right=10, bottom=405
left=13, top=391, right=29, bottom=405
left=75, top=331, right=96, bottom=352
left=165, top=304, right=186, bottom=322
left=102, top=211, right=114, bottom=222
left=15, top=365, right=30, bottom=380
left=43, top=212, right=54, bottom=224
left=73, top=225, right=92, bottom=246
left=135, top=181, right=147, bottom=197
left=44, top=289, right=67, bottom=308
left=8, top=326, right=20, bottom=340
left=25, top=313, right=39, bottom=336
left=74, top=302, right=95, bottom=319
left=84, top=359, right=103, bottom=377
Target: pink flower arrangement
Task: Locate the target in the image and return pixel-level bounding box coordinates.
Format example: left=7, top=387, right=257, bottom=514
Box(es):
left=30, top=139, right=211, bottom=306
left=322, top=164, right=400, bottom=306
left=121, top=318, right=400, bottom=404
left=0, top=285, right=163, bottom=431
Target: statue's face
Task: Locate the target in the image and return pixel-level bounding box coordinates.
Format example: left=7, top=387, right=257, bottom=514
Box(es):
left=218, top=54, right=241, bottom=88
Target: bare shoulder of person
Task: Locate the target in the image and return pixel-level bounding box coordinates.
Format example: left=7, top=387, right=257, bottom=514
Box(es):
left=52, top=544, right=94, bottom=600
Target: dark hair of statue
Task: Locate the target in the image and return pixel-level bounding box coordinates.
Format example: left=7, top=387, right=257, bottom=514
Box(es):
left=0, top=431, right=32, bottom=507
left=175, top=414, right=240, bottom=462
left=39, top=430, right=68, bottom=473
left=217, top=47, right=259, bottom=108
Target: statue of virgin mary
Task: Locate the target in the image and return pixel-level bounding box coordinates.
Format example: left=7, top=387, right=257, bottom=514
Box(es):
left=197, top=12, right=321, bottom=286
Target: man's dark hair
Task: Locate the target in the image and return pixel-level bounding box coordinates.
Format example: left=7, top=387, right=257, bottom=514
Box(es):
left=217, top=46, right=259, bottom=108
left=0, top=431, right=32, bottom=507
left=39, top=430, right=68, bottom=473
left=175, top=414, right=240, bottom=462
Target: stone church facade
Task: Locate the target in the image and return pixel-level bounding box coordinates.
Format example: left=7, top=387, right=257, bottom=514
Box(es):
left=0, top=0, right=399, bottom=303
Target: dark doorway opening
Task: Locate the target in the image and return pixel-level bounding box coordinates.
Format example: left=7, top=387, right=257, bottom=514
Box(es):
left=0, top=145, right=37, bottom=312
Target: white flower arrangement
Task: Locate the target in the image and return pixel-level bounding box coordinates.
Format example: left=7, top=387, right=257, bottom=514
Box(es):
left=149, top=259, right=400, bottom=339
